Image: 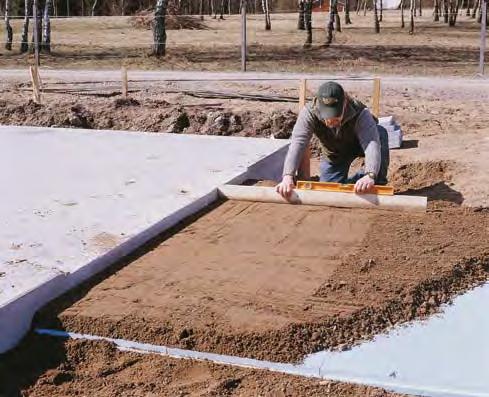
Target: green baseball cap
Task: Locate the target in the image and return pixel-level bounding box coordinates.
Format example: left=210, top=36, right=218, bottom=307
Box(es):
left=315, top=81, right=345, bottom=119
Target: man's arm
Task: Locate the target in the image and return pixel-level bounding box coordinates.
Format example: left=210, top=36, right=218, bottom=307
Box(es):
left=355, top=108, right=381, bottom=177
left=276, top=105, right=315, bottom=198
left=282, top=105, right=315, bottom=176
left=353, top=108, right=381, bottom=193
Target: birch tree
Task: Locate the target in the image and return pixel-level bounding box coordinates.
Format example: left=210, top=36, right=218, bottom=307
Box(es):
left=20, top=0, right=32, bottom=53
left=153, top=0, right=167, bottom=56
left=409, top=0, right=415, bottom=33
left=433, top=0, right=440, bottom=21
left=471, top=0, right=479, bottom=18
left=91, top=0, right=98, bottom=15
left=374, top=0, right=380, bottom=32
left=262, top=0, right=271, bottom=30
left=401, top=0, right=405, bottom=26
left=219, top=0, right=224, bottom=19
left=304, top=0, right=312, bottom=46
left=448, top=0, right=461, bottom=26
left=4, top=0, right=13, bottom=50
left=31, top=0, right=42, bottom=54
left=326, top=0, right=335, bottom=44
left=334, top=0, right=341, bottom=31
left=42, top=0, right=52, bottom=52
left=298, top=0, right=305, bottom=29
left=345, top=0, right=352, bottom=23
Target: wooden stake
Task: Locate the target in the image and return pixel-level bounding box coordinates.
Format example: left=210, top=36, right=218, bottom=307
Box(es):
left=121, top=67, right=128, bottom=98
left=30, top=65, right=41, bottom=104
left=297, top=78, right=310, bottom=179
left=372, top=77, right=381, bottom=117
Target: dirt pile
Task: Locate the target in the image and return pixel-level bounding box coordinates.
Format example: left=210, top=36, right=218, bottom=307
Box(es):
left=389, top=160, right=454, bottom=192
left=388, top=160, right=463, bottom=206
left=130, top=9, right=209, bottom=30
left=0, top=98, right=297, bottom=139
left=0, top=336, right=403, bottom=397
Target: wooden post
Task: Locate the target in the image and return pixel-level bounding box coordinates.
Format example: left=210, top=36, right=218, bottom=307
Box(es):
left=372, top=77, right=381, bottom=117
left=30, top=65, right=42, bottom=104
left=480, top=0, right=487, bottom=75
left=298, top=78, right=311, bottom=179
left=241, top=0, right=247, bottom=72
left=121, top=67, right=128, bottom=98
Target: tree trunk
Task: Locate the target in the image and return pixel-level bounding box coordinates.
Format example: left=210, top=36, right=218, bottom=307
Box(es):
left=334, top=0, right=341, bottom=31
left=91, top=0, right=98, bottom=16
left=326, top=0, right=335, bottom=43
left=356, top=0, right=362, bottom=14
left=409, top=0, right=415, bottom=32
left=200, top=0, right=204, bottom=19
left=42, top=0, right=52, bottom=53
left=380, top=0, right=383, bottom=21
left=374, top=0, right=380, bottom=32
left=262, top=0, right=271, bottom=29
left=20, top=0, right=31, bottom=53
left=304, top=0, right=312, bottom=46
left=5, top=0, right=13, bottom=50
left=363, top=0, right=368, bottom=15
left=345, top=0, right=352, bottom=23
left=443, top=0, right=449, bottom=21
left=401, top=0, right=405, bottom=26
left=419, top=0, right=422, bottom=15
left=298, top=0, right=305, bottom=29
left=31, top=0, right=42, bottom=54
left=448, top=0, right=460, bottom=25
left=476, top=0, right=483, bottom=21
left=153, top=0, right=167, bottom=56
left=434, top=0, right=440, bottom=20
left=219, top=0, right=224, bottom=19
left=466, top=0, right=471, bottom=16
left=471, top=0, right=479, bottom=17
left=414, top=0, right=417, bottom=15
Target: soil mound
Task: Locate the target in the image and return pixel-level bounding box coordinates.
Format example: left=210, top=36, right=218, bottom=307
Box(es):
left=390, top=160, right=454, bottom=191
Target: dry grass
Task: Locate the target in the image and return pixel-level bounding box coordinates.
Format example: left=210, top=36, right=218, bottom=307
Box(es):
left=0, top=11, right=486, bottom=75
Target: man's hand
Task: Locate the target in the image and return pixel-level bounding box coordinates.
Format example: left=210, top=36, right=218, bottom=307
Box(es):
left=276, top=175, right=295, bottom=199
left=354, top=174, right=375, bottom=194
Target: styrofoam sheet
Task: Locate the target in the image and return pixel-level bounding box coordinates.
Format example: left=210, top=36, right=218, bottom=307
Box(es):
left=0, top=125, right=288, bottom=352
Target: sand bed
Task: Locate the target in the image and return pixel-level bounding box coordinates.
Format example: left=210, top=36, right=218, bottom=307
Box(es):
left=37, top=200, right=489, bottom=363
